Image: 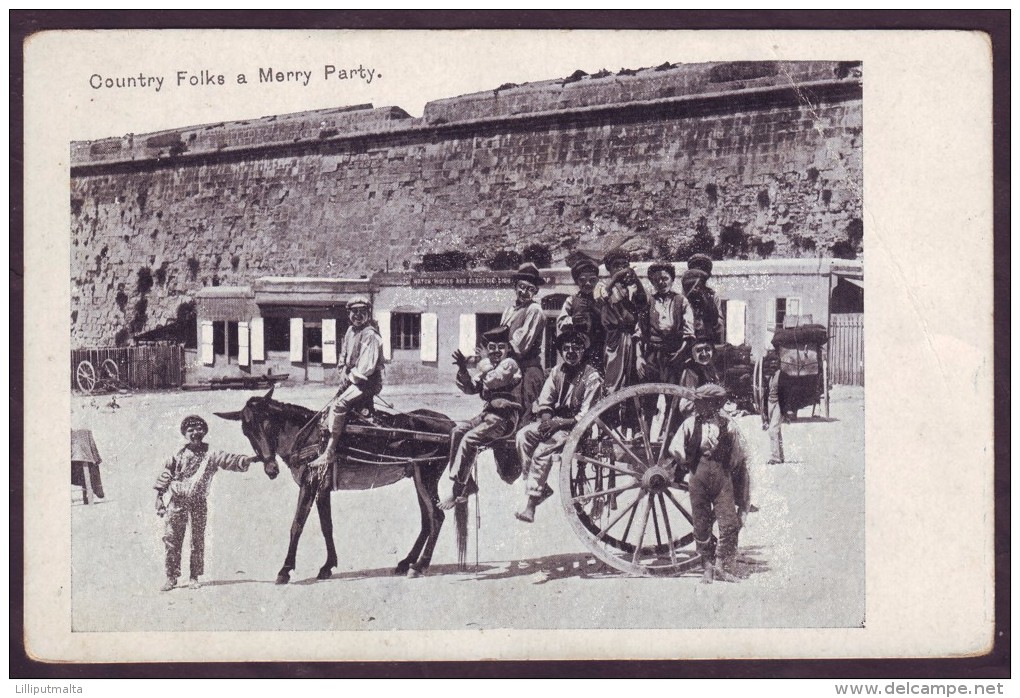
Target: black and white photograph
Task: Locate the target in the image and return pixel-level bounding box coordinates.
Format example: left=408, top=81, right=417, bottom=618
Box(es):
left=20, top=27, right=995, bottom=664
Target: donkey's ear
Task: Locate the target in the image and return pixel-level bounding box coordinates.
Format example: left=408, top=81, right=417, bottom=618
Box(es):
left=214, top=410, right=243, bottom=421
left=263, top=386, right=275, bottom=400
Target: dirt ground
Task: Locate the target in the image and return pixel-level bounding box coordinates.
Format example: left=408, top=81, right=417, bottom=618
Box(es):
left=70, top=382, right=865, bottom=632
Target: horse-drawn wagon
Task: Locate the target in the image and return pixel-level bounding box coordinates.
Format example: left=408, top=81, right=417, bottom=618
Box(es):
left=218, top=381, right=711, bottom=581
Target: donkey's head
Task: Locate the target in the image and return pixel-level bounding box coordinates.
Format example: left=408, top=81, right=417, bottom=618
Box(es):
left=215, top=387, right=281, bottom=480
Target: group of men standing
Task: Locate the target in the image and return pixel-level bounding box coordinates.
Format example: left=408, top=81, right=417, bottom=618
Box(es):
left=437, top=253, right=751, bottom=582
left=314, top=251, right=752, bottom=582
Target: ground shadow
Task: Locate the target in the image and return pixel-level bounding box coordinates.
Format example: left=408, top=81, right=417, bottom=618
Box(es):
left=287, top=547, right=768, bottom=585
left=194, top=578, right=275, bottom=588
left=462, top=552, right=704, bottom=584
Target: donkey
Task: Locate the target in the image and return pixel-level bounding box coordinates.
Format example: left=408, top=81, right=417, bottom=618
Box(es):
left=215, top=388, right=467, bottom=583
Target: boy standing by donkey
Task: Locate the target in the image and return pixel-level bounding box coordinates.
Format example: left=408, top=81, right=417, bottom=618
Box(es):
left=154, top=415, right=258, bottom=592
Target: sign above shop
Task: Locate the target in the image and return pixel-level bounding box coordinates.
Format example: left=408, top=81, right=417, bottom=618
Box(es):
left=411, top=273, right=519, bottom=288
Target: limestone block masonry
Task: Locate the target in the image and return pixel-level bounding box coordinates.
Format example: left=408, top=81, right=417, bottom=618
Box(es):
left=70, top=61, right=862, bottom=347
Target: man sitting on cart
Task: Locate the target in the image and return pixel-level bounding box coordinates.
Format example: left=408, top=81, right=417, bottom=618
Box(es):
left=514, top=326, right=604, bottom=523
left=438, top=325, right=523, bottom=510
left=309, top=296, right=384, bottom=474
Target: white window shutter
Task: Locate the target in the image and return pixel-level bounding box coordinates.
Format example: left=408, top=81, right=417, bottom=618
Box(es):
left=322, top=319, right=338, bottom=365
left=765, top=298, right=777, bottom=332
left=788, top=297, right=801, bottom=319
left=200, top=320, right=215, bottom=365
left=250, top=317, right=265, bottom=361
left=725, top=300, right=746, bottom=346
left=238, top=321, right=250, bottom=367
left=289, top=318, right=303, bottom=362
left=420, top=312, right=438, bottom=362
left=459, top=314, right=476, bottom=356
left=375, top=310, right=392, bottom=360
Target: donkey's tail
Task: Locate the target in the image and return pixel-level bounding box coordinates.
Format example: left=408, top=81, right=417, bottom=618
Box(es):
left=455, top=499, right=469, bottom=570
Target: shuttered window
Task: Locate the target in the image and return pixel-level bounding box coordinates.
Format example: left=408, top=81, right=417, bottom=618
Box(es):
left=250, top=317, right=265, bottom=361
left=200, top=320, right=214, bottom=365
left=289, top=318, right=303, bottom=362
left=238, top=321, right=250, bottom=366
left=322, top=319, right=338, bottom=365
left=459, top=314, right=476, bottom=356
left=724, top=300, right=746, bottom=346
left=390, top=313, right=421, bottom=351
left=766, top=297, right=802, bottom=331
left=375, top=310, right=392, bottom=360
left=420, top=313, right=438, bottom=362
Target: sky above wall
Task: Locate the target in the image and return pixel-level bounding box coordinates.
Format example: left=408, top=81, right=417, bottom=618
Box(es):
left=36, top=29, right=864, bottom=141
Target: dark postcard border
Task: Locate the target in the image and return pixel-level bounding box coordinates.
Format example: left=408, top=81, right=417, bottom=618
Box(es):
left=9, top=9, right=1009, bottom=681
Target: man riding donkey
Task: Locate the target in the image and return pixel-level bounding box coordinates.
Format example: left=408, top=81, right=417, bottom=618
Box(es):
left=514, top=325, right=604, bottom=523
left=309, top=296, right=385, bottom=483
left=438, top=325, right=523, bottom=510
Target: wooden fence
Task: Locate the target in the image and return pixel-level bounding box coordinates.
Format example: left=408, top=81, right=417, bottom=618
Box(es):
left=71, top=344, right=186, bottom=392
left=828, top=313, right=864, bottom=386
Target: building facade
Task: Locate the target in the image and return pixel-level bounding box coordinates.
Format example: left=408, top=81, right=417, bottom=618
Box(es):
left=190, top=259, right=863, bottom=386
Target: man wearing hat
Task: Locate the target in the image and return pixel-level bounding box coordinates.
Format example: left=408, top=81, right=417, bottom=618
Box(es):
left=668, top=384, right=751, bottom=584
left=499, top=262, right=548, bottom=424
left=310, top=296, right=385, bottom=471
left=682, top=255, right=724, bottom=344
left=438, top=325, right=523, bottom=510
left=679, top=335, right=721, bottom=388
left=556, top=256, right=606, bottom=371
left=637, top=261, right=695, bottom=388
left=153, top=415, right=259, bottom=592
left=594, top=250, right=647, bottom=396
left=687, top=252, right=714, bottom=276
left=514, top=328, right=604, bottom=523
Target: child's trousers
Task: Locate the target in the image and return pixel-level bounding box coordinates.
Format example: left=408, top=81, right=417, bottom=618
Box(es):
left=163, top=497, right=208, bottom=579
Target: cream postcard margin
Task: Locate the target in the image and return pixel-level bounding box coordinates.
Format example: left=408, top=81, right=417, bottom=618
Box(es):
left=23, top=29, right=994, bottom=662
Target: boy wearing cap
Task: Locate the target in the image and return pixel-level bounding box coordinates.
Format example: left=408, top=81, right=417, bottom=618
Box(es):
left=637, top=262, right=695, bottom=386
left=595, top=251, right=647, bottom=396
left=438, top=325, right=524, bottom=510
left=500, top=263, right=548, bottom=424
left=668, top=384, right=751, bottom=584
left=557, top=256, right=606, bottom=371
left=310, top=296, right=384, bottom=472
left=514, top=329, right=604, bottom=523
left=154, top=415, right=258, bottom=592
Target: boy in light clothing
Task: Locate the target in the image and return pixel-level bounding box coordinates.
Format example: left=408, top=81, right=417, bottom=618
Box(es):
left=154, top=415, right=257, bottom=592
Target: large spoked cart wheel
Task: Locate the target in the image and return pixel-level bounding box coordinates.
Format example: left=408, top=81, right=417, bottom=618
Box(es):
left=76, top=360, right=97, bottom=393
left=75, top=357, right=123, bottom=394
left=559, top=383, right=703, bottom=577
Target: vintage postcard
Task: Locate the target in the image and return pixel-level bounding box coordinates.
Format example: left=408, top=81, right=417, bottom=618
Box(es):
left=22, top=28, right=994, bottom=663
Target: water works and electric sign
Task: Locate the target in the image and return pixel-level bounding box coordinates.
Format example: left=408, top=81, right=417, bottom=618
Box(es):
left=410, top=272, right=552, bottom=288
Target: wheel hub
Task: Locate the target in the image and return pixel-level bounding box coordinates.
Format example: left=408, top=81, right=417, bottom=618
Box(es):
left=641, top=465, right=671, bottom=493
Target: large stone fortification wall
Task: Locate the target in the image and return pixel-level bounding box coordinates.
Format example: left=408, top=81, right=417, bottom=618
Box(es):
left=70, top=61, right=862, bottom=346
